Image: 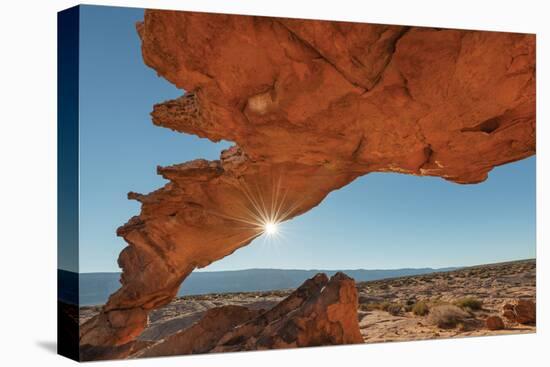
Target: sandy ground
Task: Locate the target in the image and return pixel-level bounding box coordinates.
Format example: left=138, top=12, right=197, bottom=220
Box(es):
left=80, top=259, right=535, bottom=344
left=356, top=259, right=535, bottom=342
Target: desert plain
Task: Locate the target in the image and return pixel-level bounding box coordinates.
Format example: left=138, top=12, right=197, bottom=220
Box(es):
left=78, top=259, right=535, bottom=358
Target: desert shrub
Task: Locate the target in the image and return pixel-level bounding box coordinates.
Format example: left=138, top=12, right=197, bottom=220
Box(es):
left=386, top=303, right=403, bottom=316
left=427, top=298, right=448, bottom=307
left=358, top=303, right=371, bottom=312
left=412, top=301, right=430, bottom=316
left=360, top=301, right=403, bottom=315
left=455, top=297, right=483, bottom=311
left=427, top=305, right=470, bottom=329
left=365, top=301, right=391, bottom=311
left=359, top=301, right=389, bottom=312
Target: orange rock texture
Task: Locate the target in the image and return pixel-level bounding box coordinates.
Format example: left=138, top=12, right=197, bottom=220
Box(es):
left=135, top=273, right=362, bottom=357
left=485, top=316, right=505, bottom=330
left=135, top=305, right=263, bottom=357
left=80, top=10, right=535, bottom=348
left=502, top=300, right=536, bottom=325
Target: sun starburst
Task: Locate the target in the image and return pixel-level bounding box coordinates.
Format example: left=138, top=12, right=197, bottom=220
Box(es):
left=263, top=221, right=279, bottom=236
left=216, top=174, right=303, bottom=237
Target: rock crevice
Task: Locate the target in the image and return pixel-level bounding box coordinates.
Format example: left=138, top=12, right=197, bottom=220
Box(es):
left=134, top=272, right=363, bottom=358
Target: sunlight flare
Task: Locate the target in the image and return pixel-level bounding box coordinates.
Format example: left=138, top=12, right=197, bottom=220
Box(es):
left=203, top=173, right=306, bottom=248
left=263, top=221, right=279, bottom=236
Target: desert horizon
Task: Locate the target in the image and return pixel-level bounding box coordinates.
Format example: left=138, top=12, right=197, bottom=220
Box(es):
left=60, top=258, right=532, bottom=306
left=72, top=257, right=534, bottom=274
left=60, top=258, right=535, bottom=360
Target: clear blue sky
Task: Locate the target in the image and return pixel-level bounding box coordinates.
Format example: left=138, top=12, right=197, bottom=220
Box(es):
left=75, top=5, right=535, bottom=273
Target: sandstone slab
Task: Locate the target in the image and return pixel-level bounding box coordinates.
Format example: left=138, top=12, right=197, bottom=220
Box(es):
left=134, top=273, right=363, bottom=357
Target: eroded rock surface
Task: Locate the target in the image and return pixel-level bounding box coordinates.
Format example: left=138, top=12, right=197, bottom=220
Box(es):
left=80, top=260, right=535, bottom=352
left=485, top=316, right=505, bottom=330
left=135, top=305, right=263, bottom=357
left=80, top=10, right=535, bottom=348
left=134, top=273, right=362, bottom=358
left=502, top=299, right=536, bottom=325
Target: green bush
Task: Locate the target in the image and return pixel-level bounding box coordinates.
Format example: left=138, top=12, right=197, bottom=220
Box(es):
left=454, top=297, right=483, bottom=311
left=412, top=301, right=430, bottom=316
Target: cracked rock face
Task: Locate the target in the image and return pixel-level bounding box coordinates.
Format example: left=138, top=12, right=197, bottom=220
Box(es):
left=502, top=300, right=536, bottom=325
left=80, top=10, right=535, bottom=349
left=135, top=273, right=363, bottom=358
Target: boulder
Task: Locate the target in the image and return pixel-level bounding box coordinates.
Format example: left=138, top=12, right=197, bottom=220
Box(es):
left=502, top=299, right=536, bottom=325
left=134, top=273, right=363, bottom=357
left=485, top=316, right=505, bottom=330
left=135, top=305, right=262, bottom=358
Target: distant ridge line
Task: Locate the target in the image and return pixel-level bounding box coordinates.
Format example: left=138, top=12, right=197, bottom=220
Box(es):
left=60, top=259, right=534, bottom=306
left=76, top=258, right=534, bottom=274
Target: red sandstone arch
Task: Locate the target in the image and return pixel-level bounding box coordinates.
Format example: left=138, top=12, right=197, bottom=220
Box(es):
left=80, top=10, right=535, bottom=348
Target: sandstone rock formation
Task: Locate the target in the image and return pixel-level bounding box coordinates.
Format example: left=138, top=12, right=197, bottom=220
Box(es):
left=135, top=305, right=262, bottom=357
left=502, top=299, right=536, bottom=325
left=485, top=316, right=505, bottom=330
left=80, top=260, right=536, bottom=351
left=80, top=10, right=535, bottom=349
left=135, top=273, right=363, bottom=358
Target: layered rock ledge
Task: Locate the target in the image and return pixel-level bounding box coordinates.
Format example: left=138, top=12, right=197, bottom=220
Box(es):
left=134, top=272, right=362, bottom=358
left=80, top=10, right=535, bottom=349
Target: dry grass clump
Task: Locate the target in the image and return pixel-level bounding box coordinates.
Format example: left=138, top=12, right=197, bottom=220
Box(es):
left=386, top=303, right=403, bottom=316
left=412, top=301, right=430, bottom=316
left=454, top=297, right=483, bottom=311
left=359, top=302, right=389, bottom=311
left=427, top=305, right=470, bottom=329
left=360, top=301, right=391, bottom=312
left=359, top=302, right=383, bottom=312
left=359, top=301, right=403, bottom=315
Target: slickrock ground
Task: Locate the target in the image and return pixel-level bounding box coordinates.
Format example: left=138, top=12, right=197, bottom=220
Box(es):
left=355, top=259, right=535, bottom=342
left=80, top=259, right=535, bottom=357
left=80, top=9, right=535, bottom=348
left=81, top=272, right=363, bottom=359
left=80, top=291, right=288, bottom=342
